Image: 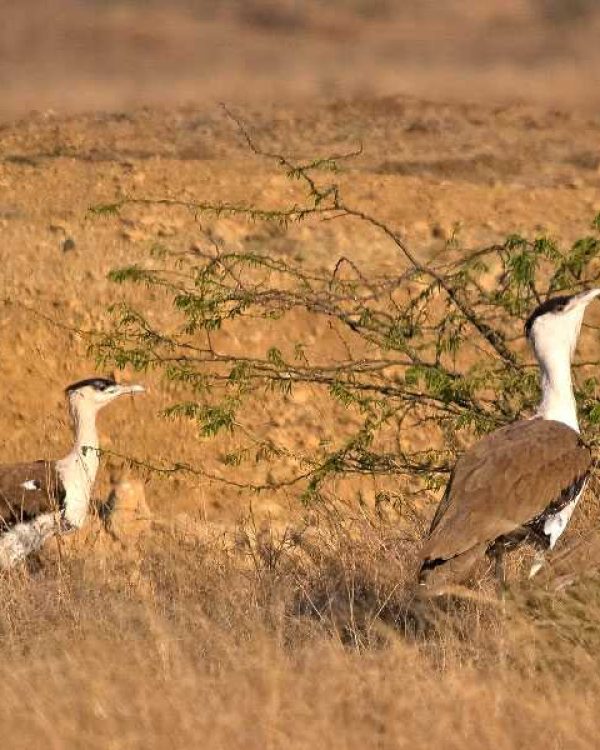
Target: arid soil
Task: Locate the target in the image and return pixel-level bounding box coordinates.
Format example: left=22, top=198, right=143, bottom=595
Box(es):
left=1, top=96, right=599, bottom=529
left=2, top=0, right=600, bottom=531
left=3, top=0, right=600, bottom=116
left=2, top=5, right=600, bottom=748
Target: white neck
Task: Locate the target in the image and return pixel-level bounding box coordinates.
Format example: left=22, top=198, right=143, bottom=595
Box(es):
left=72, top=404, right=100, bottom=461
left=535, top=343, right=579, bottom=432
left=56, top=401, right=101, bottom=527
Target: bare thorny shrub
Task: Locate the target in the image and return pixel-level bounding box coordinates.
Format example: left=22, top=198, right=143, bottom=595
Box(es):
left=69, top=112, right=600, bottom=661
left=90, top=114, right=600, bottom=493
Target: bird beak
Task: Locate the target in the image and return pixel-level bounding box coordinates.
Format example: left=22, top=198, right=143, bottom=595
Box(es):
left=573, top=288, right=600, bottom=307
left=113, top=384, right=145, bottom=397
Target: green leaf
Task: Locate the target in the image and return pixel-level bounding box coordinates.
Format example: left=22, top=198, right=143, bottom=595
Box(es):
left=267, top=347, right=285, bottom=367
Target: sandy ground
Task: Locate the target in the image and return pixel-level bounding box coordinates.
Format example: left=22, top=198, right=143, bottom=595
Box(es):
left=2, top=6, right=600, bottom=748
left=2, top=0, right=600, bottom=117
left=1, top=0, right=600, bottom=528
left=0, top=94, right=599, bottom=527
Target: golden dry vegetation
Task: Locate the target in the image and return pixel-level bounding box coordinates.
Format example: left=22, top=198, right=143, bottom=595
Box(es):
left=3, top=1, right=600, bottom=746
left=0, top=93, right=598, bottom=749
left=4, top=518, right=600, bottom=749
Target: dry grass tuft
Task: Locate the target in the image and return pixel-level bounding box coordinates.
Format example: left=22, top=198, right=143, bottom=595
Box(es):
left=2, top=98, right=600, bottom=746
left=0, top=514, right=599, bottom=749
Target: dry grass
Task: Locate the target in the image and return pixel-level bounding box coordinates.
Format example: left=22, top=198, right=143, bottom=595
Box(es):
left=0, top=512, right=598, bottom=749
left=1, top=98, right=600, bottom=747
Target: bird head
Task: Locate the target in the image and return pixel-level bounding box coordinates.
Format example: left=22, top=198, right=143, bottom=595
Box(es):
left=65, top=377, right=145, bottom=414
left=525, top=289, right=600, bottom=362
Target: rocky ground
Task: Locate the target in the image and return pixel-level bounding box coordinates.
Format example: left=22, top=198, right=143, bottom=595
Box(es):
left=0, top=95, right=599, bottom=531
left=3, top=5, right=600, bottom=747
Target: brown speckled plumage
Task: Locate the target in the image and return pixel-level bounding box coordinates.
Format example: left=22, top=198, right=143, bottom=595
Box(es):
left=419, top=418, right=592, bottom=585
left=0, top=461, right=65, bottom=530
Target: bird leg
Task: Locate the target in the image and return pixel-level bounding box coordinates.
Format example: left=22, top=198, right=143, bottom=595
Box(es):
left=489, top=542, right=507, bottom=593
left=495, top=549, right=505, bottom=586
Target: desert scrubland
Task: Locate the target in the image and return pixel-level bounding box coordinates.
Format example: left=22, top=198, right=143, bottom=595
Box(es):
left=2, top=1, right=600, bottom=747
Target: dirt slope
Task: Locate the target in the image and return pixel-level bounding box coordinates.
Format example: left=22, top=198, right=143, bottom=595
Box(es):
left=0, top=96, right=599, bottom=524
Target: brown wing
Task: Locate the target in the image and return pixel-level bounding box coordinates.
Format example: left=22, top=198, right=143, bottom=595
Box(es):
left=421, top=419, right=592, bottom=566
left=0, top=461, right=65, bottom=531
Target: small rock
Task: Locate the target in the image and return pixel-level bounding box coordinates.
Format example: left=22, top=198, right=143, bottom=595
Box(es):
left=62, top=237, right=76, bottom=252
left=99, top=472, right=152, bottom=542
left=157, top=225, right=177, bottom=238
left=432, top=222, right=458, bottom=241
left=120, top=228, right=147, bottom=243
left=49, top=223, right=68, bottom=235
left=431, top=223, right=447, bottom=240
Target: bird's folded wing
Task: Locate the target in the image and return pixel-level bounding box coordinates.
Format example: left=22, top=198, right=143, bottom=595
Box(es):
left=421, top=419, right=592, bottom=564
left=0, top=461, right=66, bottom=529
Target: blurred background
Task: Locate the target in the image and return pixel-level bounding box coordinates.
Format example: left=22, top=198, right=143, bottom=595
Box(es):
left=1, top=0, right=600, bottom=118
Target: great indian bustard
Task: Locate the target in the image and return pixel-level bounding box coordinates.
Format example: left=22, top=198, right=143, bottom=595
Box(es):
left=418, top=288, right=600, bottom=592
left=0, top=377, right=144, bottom=568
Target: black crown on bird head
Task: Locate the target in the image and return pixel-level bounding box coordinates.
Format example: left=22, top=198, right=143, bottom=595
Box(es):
left=65, top=377, right=117, bottom=395
left=524, top=295, right=573, bottom=339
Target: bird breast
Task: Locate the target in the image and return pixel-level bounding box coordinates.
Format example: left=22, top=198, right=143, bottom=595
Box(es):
left=56, top=451, right=99, bottom=528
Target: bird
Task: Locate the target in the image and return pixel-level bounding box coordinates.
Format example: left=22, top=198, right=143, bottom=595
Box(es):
left=418, top=288, right=600, bottom=592
left=0, top=377, right=145, bottom=568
